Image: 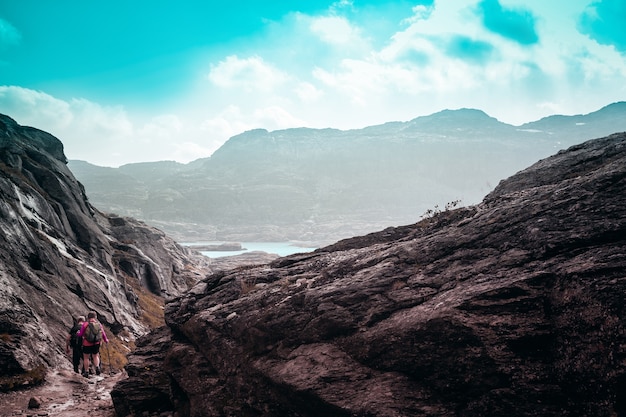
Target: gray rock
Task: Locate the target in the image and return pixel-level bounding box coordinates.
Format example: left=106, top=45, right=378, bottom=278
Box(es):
left=112, top=132, right=626, bottom=416
left=27, top=396, right=41, bottom=409
left=0, top=114, right=211, bottom=389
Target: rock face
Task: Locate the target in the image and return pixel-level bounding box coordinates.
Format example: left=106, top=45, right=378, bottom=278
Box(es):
left=112, top=133, right=626, bottom=416
left=0, top=114, right=210, bottom=389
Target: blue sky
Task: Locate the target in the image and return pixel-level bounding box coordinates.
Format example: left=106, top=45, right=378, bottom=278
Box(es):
left=1, top=0, right=625, bottom=166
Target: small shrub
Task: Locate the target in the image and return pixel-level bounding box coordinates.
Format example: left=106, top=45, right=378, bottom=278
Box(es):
left=236, top=264, right=261, bottom=295
left=421, top=199, right=462, bottom=219
left=239, top=272, right=258, bottom=295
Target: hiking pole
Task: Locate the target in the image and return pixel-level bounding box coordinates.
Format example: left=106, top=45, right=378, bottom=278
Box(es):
left=105, top=343, right=114, bottom=375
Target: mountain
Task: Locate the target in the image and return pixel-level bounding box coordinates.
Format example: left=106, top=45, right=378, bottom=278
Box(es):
left=69, top=102, right=626, bottom=244
left=111, top=132, right=626, bottom=416
left=520, top=102, right=626, bottom=137
left=0, top=114, right=211, bottom=390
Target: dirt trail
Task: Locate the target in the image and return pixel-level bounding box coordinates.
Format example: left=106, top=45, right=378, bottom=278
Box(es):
left=0, top=367, right=126, bottom=417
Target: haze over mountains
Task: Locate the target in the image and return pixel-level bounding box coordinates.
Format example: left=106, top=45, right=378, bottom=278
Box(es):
left=69, top=102, right=626, bottom=244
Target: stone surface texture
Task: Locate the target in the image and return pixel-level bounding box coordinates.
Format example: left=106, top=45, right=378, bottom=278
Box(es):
left=0, top=114, right=211, bottom=389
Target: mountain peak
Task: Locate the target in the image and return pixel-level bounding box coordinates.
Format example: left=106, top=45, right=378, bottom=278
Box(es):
left=403, top=107, right=511, bottom=134
left=520, top=101, right=626, bottom=132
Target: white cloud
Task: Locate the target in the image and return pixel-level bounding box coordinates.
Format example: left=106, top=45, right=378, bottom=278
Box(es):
left=70, top=98, right=133, bottom=137
left=402, top=4, right=436, bottom=25
left=139, top=114, right=183, bottom=139
left=301, top=1, right=626, bottom=124
left=207, top=55, right=289, bottom=92
left=313, top=59, right=388, bottom=106
left=294, top=82, right=324, bottom=102
left=309, top=15, right=363, bottom=46
left=0, top=85, right=210, bottom=167
left=199, top=103, right=307, bottom=143
left=0, top=86, right=73, bottom=129
left=172, top=140, right=214, bottom=163
left=4, top=1, right=626, bottom=166
left=329, top=0, right=354, bottom=14
left=199, top=105, right=251, bottom=143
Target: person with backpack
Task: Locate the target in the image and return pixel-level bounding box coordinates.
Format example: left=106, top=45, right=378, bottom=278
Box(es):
left=76, top=311, right=109, bottom=377
left=65, top=315, right=85, bottom=373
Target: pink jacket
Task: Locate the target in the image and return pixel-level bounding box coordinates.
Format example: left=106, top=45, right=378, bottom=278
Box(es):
left=76, top=318, right=109, bottom=346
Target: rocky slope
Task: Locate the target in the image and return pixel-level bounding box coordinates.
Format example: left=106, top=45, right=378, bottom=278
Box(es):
left=112, top=132, right=626, bottom=416
left=0, top=114, right=211, bottom=390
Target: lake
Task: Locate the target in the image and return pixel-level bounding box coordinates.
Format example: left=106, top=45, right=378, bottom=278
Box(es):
left=183, top=242, right=318, bottom=258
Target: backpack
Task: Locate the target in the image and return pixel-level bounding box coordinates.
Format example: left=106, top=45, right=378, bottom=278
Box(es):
left=69, top=324, right=82, bottom=347
left=84, top=322, right=102, bottom=343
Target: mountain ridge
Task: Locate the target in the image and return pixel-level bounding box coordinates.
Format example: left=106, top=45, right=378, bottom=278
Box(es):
left=69, top=102, right=626, bottom=244
left=75, top=102, right=626, bottom=170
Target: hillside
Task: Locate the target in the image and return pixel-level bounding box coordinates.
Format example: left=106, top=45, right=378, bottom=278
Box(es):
left=69, top=102, right=626, bottom=244
left=0, top=114, right=211, bottom=391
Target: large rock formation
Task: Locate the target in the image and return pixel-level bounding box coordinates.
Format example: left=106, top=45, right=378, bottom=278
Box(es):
left=0, top=114, right=211, bottom=389
left=112, top=132, right=626, bottom=416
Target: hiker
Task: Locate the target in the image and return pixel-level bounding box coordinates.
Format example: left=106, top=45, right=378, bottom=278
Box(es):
left=65, top=315, right=85, bottom=373
left=76, top=311, right=109, bottom=377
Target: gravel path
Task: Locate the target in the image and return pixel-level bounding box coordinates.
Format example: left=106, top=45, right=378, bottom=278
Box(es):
left=0, top=367, right=126, bottom=417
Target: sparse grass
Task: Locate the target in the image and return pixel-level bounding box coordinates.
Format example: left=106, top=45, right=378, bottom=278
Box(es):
left=240, top=277, right=258, bottom=294
left=237, top=265, right=259, bottom=295
left=136, top=288, right=166, bottom=328
left=82, top=279, right=164, bottom=373
left=100, top=326, right=134, bottom=371
left=124, top=275, right=166, bottom=328
left=391, top=280, right=407, bottom=290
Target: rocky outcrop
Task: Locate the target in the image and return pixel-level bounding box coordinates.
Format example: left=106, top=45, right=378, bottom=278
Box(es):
left=0, top=114, right=211, bottom=389
left=112, top=133, right=626, bottom=416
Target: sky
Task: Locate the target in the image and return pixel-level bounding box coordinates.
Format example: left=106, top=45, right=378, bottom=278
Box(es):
left=1, top=0, right=625, bottom=167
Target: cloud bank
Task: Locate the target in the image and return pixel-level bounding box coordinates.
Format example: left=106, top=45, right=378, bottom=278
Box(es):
left=0, top=0, right=625, bottom=166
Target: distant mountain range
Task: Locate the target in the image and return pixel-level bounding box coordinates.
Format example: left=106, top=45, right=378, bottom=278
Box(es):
left=68, top=102, right=626, bottom=244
